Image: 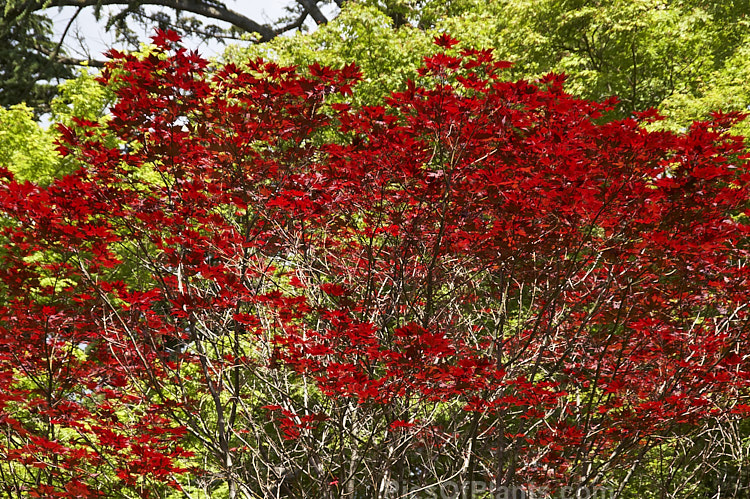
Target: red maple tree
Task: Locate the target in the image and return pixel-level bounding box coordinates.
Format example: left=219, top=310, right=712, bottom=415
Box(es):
left=1, top=30, right=749, bottom=498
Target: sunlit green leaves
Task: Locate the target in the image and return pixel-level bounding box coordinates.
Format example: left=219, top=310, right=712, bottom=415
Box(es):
left=225, top=4, right=433, bottom=107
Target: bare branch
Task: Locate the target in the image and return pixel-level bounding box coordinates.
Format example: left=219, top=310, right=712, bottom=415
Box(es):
left=35, top=43, right=107, bottom=67
left=272, top=11, right=309, bottom=37
left=51, top=5, right=82, bottom=61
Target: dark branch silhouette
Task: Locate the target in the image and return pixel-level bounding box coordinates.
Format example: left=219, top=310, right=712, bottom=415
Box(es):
left=4, top=0, right=335, bottom=69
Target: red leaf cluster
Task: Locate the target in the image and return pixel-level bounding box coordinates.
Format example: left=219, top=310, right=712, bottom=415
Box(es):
left=2, top=31, right=749, bottom=494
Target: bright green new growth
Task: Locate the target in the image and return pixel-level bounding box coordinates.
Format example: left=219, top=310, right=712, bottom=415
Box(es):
left=0, top=104, right=60, bottom=183
left=225, top=0, right=750, bottom=132
left=224, top=4, right=434, bottom=107
left=661, top=33, right=750, bottom=136
left=0, top=68, right=113, bottom=184
left=51, top=68, right=114, bottom=130
left=6, top=0, right=750, bottom=186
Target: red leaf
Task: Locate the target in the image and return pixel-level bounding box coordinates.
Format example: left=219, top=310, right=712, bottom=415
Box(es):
left=434, top=33, right=460, bottom=48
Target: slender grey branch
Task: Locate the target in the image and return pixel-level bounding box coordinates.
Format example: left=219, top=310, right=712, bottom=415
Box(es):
left=35, top=43, right=107, bottom=67
left=51, top=5, right=82, bottom=61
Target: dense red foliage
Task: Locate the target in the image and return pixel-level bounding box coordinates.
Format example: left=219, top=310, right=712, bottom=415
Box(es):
left=1, top=30, right=749, bottom=497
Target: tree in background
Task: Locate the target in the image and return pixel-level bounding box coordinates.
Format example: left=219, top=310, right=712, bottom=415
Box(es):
left=0, top=68, right=112, bottom=183
left=223, top=3, right=435, bottom=108
left=2, top=31, right=749, bottom=498
left=6, top=0, right=750, bottom=126
left=457, top=0, right=750, bottom=119
left=228, top=0, right=750, bottom=128
left=1, top=0, right=342, bottom=111
left=0, top=10, right=72, bottom=113
left=3, top=0, right=339, bottom=47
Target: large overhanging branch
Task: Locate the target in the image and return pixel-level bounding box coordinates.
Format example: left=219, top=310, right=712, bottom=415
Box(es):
left=50, top=0, right=277, bottom=39
left=1, top=0, right=334, bottom=108
left=20, top=0, right=331, bottom=41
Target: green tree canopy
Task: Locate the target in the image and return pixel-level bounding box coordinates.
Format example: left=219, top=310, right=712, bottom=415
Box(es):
left=226, top=0, right=750, bottom=128
left=0, top=11, right=72, bottom=113
left=0, top=67, right=112, bottom=182
left=5, top=0, right=750, bottom=128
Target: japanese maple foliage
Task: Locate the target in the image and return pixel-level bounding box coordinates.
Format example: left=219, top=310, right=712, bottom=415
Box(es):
left=1, top=30, right=750, bottom=497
